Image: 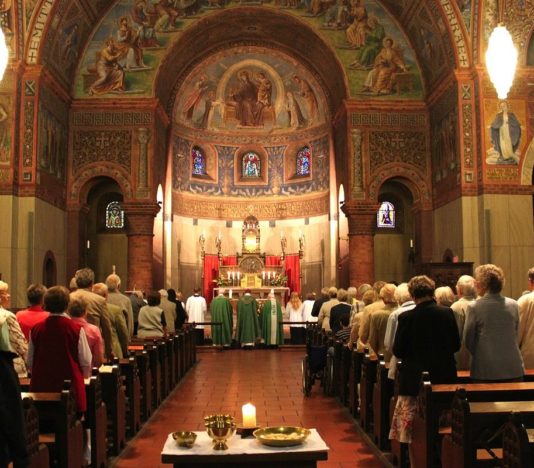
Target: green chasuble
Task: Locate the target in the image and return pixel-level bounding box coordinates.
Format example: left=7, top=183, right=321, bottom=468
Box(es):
left=210, top=295, right=233, bottom=346
left=236, top=295, right=260, bottom=345
left=260, top=299, right=284, bottom=345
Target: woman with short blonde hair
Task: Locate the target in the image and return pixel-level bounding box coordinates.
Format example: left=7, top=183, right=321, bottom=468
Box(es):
left=287, top=291, right=305, bottom=344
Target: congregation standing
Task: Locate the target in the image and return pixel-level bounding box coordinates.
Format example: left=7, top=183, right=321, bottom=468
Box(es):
left=2, top=261, right=534, bottom=467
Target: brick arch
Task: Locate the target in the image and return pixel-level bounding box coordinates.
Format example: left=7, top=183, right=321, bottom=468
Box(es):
left=68, top=163, right=133, bottom=206
left=368, top=163, right=432, bottom=211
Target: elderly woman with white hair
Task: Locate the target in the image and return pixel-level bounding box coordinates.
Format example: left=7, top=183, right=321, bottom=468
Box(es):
left=450, top=275, right=476, bottom=370
left=0, top=281, right=28, bottom=377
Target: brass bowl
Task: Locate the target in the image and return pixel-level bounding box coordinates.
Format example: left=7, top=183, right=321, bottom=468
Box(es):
left=204, top=414, right=236, bottom=450
left=253, top=426, right=311, bottom=447
left=172, top=431, right=197, bottom=448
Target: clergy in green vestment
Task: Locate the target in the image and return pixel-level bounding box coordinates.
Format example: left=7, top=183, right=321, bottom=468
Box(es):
left=260, top=293, right=284, bottom=346
left=236, top=290, right=260, bottom=347
left=210, top=288, right=233, bottom=346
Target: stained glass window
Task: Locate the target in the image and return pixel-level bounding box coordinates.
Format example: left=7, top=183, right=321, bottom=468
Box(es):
left=106, top=201, right=124, bottom=229
left=296, top=146, right=311, bottom=176
left=192, top=146, right=206, bottom=176
left=377, top=201, right=395, bottom=228
left=242, top=152, right=260, bottom=177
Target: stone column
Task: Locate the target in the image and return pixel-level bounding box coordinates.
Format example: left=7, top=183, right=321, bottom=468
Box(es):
left=414, top=208, right=434, bottom=265
left=66, top=204, right=89, bottom=280
left=123, top=202, right=160, bottom=291
left=342, top=201, right=379, bottom=285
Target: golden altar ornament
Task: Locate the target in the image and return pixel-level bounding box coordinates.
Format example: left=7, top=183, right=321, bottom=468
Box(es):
left=204, top=414, right=236, bottom=450
left=253, top=426, right=311, bottom=447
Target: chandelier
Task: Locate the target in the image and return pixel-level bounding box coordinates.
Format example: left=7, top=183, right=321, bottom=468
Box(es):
left=485, top=24, right=517, bottom=100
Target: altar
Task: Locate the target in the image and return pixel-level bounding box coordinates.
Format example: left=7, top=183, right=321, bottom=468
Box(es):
left=213, top=287, right=291, bottom=307
left=201, top=215, right=303, bottom=304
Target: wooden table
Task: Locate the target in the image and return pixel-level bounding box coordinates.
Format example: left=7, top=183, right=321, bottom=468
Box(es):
left=161, top=429, right=329, bottom=467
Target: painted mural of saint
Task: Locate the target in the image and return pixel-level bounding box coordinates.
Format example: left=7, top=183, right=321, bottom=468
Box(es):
left=362, top=37, right=407, bottom=95
left=88, top=39, right=126, bottom=96
left=227, top=70, right=270, bottom=127
left=115, top=16, right=147, bottom=70
left=292, top=75, right=318, bottom=126
left=489, top=101, right=521, bottom=164
left=182, top=74, right=209, bottom=121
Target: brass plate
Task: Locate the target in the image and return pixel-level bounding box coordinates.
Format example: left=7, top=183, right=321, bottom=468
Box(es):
left=253, top=426, right=311, bottom=447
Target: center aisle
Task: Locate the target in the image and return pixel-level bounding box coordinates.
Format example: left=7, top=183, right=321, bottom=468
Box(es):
left=112, top=348, right=383, bottom=467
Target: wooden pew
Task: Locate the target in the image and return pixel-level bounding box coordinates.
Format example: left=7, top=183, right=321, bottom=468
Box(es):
left=21, top=387, right=84, bottom=468
left=339, top=344, right=351, bottom=406
left=411, top=374, right=534, bottom=468
left=118, top=357, right=141, bottom=436
left=372, top=355, right=393, bottom=450
left=22, top=397, right=49, bottom=468
left=129, top=348, right=152, bottom=422
left=359, top=351, right=377, bottom=433
left=99, top=364, right=126, bottom=455
left=441, top=390, right=534, bottom=468
left=85, top=370, right=108, bottom=468
left=502, top=415, right=534, bottom=468
left=20, top=374, right=107, bottom=468
left=331, top=340, right=343, bottom=397
left=348, top=347, right=364, bottom=418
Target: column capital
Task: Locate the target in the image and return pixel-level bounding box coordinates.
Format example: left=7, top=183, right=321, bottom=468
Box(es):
left=123, top=202, right=160, bottom=237
left=341, top=201, right=379, bottom=236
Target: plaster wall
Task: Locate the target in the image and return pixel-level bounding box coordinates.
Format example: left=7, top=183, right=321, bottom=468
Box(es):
left=433, top=195, right=534, bottom=298
left=0, top=196, right=66, bottom=307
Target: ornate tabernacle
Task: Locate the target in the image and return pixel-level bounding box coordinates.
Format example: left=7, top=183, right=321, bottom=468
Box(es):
left=203, top=215, right=300, bottom=304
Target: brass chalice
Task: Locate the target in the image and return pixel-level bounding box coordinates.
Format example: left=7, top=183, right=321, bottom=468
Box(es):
left=204, top=414, right=236, bottom=450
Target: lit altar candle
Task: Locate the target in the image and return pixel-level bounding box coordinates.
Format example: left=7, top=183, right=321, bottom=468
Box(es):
left=242, top=403, right=256, bottom=428
left=227, top=272, right=231, bottom=281
left=229, top=289, right=233, bottom=299
left=262, top=270, right=265, bottom=281
left=410, top=239, right=414, bottom=248
left=231, top=271, right=235, bottom=280
left=237, top=271, right=241, bottom=281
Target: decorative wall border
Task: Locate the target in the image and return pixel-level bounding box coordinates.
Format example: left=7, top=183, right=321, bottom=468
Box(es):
left=172, top=191, right=329, bottom=220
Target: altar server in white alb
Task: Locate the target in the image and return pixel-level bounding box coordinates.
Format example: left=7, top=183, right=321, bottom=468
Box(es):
left=186, top=287, right=207, bottom=343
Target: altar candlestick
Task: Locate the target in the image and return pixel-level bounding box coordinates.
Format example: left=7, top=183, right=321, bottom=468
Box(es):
left=229, top=289, right=233, bottom=299
left=262, top=270, right=265, bottom=281
left=237, top=271, right=241, bottom=281
left=242, top=403, right=256, bottom=428
left=410, top=239, right=414, bottom=248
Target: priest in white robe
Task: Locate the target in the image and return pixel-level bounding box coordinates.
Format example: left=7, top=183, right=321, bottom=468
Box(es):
left=186, top=287, right=207, bottom=344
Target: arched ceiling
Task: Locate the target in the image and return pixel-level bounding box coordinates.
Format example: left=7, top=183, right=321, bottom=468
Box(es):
left=156, top=7, right=348, bottom=113
left=20, top=0, right=473, bottom=107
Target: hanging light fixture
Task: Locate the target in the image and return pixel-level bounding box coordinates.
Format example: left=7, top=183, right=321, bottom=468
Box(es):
left=484, top=0, right=517, bottom=100
left=485, top=23, right=517, bottom=100
left=0, top=27, right=8, bottom=82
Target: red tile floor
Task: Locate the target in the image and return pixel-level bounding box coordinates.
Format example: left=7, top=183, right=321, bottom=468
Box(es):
left=111, top=348, right=385, bottom=467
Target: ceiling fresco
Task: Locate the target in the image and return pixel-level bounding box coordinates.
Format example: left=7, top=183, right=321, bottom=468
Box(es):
left=73, top=0, right=425, bottom=100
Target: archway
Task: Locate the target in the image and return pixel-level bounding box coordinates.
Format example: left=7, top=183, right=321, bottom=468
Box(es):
left=85, top=178, right=128, bottom=285
left=42, top=251, right=57, bottom=288
left=374, top=179, right=415, bottom=283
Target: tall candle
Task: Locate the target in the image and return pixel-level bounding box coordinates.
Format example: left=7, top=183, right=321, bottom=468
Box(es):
left=410, top=239, right=414, bottom=248
left=237, top=271, right=241, bottom=280
left=242, top=403, right=256, bottom=428
left=262, top=270, right=265, bottom=281
left=229, top=289, right=233, bottom=299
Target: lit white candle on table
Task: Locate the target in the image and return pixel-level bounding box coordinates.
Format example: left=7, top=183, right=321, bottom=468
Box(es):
left=242, top=403, right=256, bottom=428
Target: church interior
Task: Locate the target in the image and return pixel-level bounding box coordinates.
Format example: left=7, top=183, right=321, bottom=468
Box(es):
left=1, top=0, right=534, bottom=466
